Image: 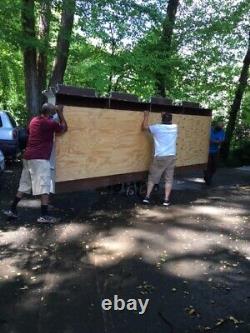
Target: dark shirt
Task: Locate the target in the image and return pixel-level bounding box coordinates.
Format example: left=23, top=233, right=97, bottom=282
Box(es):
left=209, top=128, right=225, bottom=154
left=24, top=116, right=63, bottom=160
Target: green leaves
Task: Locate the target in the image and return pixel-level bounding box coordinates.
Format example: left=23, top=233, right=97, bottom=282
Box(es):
left=0, top=0, right=249, bottom=134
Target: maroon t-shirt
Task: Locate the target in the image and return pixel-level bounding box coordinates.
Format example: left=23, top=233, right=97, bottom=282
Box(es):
left=24, top=116, right=64, bottom=160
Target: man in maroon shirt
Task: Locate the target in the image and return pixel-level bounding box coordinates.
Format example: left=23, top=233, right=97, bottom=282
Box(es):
left=3, top=103, right=68, bottom=223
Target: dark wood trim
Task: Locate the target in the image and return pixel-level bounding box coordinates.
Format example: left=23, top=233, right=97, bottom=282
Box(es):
left=55, top=163, right=207, bottom=193
left=175, top=163, right=207, bottom=175
left=110, top=91, right=139, bottom=102
left=56, top=84, right=96, bottom=97
left=56, top=94, right=212, bottom=116
left=151, top=96, right=173, bottom=105
left=109, top=99, right=149, bottom=112
left=150, top=103, right=211, bottom=116
left=182, top=101, right=200, bottom=108
left=54, top=85, right=212, bottom=117
left=55, top=171, right=147, bottom=193
left=56, top=94, right=109, bottom=109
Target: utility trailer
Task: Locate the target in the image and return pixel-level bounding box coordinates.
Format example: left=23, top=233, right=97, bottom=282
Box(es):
left=45, top=85, right=212, bottom=195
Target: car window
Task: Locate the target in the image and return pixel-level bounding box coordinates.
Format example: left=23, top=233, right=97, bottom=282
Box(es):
left=0, top=116, right=2, bottom=127
left=7, top=113, right=17, bottom=127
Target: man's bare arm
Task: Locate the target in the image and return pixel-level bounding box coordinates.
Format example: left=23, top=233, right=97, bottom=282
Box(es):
left=141, top=111, right=150, bottom=131
left=56, top=105, right=68, bottom=133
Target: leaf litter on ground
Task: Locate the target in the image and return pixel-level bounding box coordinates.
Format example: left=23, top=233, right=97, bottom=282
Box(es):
left=137, top=280, right=155, bottom=294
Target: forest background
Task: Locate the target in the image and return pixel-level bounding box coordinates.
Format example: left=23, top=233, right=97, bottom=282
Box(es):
left=0, top=0, right=249, bottom=164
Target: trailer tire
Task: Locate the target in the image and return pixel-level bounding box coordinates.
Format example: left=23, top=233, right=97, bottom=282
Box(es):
left=137, top=182, right=147, bottom=197
left=126, top=185, right=135, bottom=197
left=112, top=184, right=123, bottom=193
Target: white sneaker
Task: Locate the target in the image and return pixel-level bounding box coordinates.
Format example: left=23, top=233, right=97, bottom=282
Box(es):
left=142, top=197, right=150, bottom=204
left=2, top=209, right=18, bottom=219
left=37, top=215, right=59, bottom=223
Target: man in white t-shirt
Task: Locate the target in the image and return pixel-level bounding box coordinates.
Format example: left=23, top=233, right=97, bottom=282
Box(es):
left=141, top=111, right=178, bottom=206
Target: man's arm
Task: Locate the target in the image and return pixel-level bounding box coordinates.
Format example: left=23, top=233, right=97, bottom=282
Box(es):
left=56, top=105, right=68, bottom=133
left=141, top=111, right=150, bottom=131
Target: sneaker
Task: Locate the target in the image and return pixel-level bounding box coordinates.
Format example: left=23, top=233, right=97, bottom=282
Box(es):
left=37, top=215, right=59, bottom=223
left=204, top=176, right=212, bottom=185
left=162, top=200, right=170, bottom=207
left=2, top=209, right=18, bottom=219
left=142, top=197, right=150, bottom=204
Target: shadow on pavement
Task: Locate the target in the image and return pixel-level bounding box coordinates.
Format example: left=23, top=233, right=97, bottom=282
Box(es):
left=0, top=163, right=250, bottom=333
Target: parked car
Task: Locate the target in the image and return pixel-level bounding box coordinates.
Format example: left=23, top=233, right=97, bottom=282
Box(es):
left=0, top=148, right=5, bottom=173
left=0, top=111, right=27, bottom=159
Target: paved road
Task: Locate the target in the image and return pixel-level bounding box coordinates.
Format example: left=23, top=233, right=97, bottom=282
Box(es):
left=0, top=164, right=250, bottom=333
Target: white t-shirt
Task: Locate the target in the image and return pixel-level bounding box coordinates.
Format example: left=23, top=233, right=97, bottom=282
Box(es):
left=149, top=124, right=178, bottom=157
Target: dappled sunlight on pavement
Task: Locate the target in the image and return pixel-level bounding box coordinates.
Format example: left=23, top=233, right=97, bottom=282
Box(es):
left=50, top=223, right=93, bottom=244
left=86, top=202, right=250, bottom=282
left=18, top=199, right=40, bottom=208
left=0, top=226, right=37, bottom=248
left=0, top=167, right=250, bottom=332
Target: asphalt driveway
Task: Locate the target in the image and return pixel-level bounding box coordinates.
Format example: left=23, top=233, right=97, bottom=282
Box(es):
left=0, top=163, right=250, bottom=333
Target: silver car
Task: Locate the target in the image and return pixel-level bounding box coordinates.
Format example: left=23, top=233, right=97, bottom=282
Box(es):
left=0, top=149, right=5, bottom=173
left=0, top=111, right=27, bottom=158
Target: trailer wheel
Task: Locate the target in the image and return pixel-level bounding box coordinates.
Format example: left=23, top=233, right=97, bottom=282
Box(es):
left=126, top=185, right=136, bottom=197
left=138, top=182, right=147, bottom=197
left=112, top=184, right=123, bottom=193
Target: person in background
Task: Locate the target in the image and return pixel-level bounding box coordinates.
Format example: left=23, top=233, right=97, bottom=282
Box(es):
left=204, top=121, right=225, bottom=185
left=3, top=103, right=68, bottom=223
left=141, top=111, right=178, bottom=206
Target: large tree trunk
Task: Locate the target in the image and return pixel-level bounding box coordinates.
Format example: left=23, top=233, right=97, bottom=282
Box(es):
left=49, top=0, right=76, bottom=87
left=37, top=0, right=52, bottom=102
left=221, top=31, right=250, bottom=160
left=155, top=0, right=180, bottom=96
left=21, top=0, right=39, bottom=116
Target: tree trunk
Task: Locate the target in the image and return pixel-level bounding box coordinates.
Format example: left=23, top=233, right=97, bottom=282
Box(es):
left=221, top=31, right=250, bottom=160
left=37, top=0, right=52, bottom=102
left=155, top=0, right=180, bottom=96
left=49, top=0, right=76, bottom=87
left=21, top=0, right=39, bottom=116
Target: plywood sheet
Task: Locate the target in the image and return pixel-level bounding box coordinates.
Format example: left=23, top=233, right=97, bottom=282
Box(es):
left=55, top=106, right=211, bottom=182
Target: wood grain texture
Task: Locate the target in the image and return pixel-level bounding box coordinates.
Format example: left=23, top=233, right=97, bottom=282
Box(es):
left=55, top=106, right=211, bottom=182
